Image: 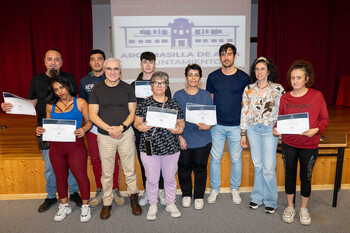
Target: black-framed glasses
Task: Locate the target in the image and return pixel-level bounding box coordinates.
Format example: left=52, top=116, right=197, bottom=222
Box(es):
left=152, top=81, right=167, bottom=86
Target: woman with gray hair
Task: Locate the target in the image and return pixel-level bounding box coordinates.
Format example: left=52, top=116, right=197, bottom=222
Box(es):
left=134, top=71, right=185, bottom=220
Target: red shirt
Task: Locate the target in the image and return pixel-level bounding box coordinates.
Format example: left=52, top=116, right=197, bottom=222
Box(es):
left=278, top=88, right=329, bottom=149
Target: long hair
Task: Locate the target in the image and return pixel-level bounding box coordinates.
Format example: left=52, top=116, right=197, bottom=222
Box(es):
left=46, top=76, right=77, bottom=105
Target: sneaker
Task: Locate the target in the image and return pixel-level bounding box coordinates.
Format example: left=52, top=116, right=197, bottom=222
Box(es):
left=80, top=204, right=91, bottom=223
left=165, top=203, right=181, bottom=218
left=139, top=190, right=148, bottom=206
left=158, top=189, right=166, bottom=206
left=70, top=192, right=82, bottom=207
left=299, top=208, right=311, bottom=225
left=54, top=203, right=72, bottom=222
left=282, top=206, right=296, bottom=223
left=265, top=207, right=275, bottom=214
left=146, top=205, right=158, bottom=221
left=182, top=196, right=191, bottom=208
left=194, top=199, right=204, bottom=210
left=90, top=189, right=103, bottom=208
left=249, top=201, right=259, bottom=210
left=113, top=188, right=125, bottom=206
left=38, top=198, right=57, bottom=213
left=231, top=189, right=242, bottom=204
left=207, top=189, right=219, bottom=204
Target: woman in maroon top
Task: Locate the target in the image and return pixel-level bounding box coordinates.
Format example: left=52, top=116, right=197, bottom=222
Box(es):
left=273, top=60, right=329, bottom=226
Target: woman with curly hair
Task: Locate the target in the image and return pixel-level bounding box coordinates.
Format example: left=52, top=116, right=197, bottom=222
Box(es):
left=241, top=57, right=285, bottom=214
left=273, top=60, right=328, bottom=225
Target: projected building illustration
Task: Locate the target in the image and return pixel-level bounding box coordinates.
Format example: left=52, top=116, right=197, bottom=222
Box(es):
left=120, top=18, right=239, bottom=48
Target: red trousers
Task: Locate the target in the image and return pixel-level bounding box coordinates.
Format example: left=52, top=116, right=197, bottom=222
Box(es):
left=50, top=138, right=90, bottom=200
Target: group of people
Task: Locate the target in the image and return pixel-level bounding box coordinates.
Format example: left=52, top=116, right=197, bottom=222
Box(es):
left=1, top=42, right=328, bottom=225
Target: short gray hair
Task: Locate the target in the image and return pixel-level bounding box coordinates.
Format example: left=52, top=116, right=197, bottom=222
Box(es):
left=151, top=71, right=169, bottom=85
left=103, top=57, right=122, bottom=70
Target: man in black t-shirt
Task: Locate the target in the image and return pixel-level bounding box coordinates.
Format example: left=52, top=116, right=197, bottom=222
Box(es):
left=1, top=49, right=82, bottom=213
left=89, top=58, right=142, bottom=220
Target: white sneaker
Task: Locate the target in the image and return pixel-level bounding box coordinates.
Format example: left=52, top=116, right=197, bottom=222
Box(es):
left=182, top=196, right=191, bottom=208
left=165, top=203, right=181, bottom=218
left=139, top=190, right=148, bottom=206
left=282, top=206, right=296, bottom=223
left=158, top=189, right=166, bottom=206
left=194, top=199, right=204, bottom=210
left=146, top=205, right=158, bottom=221
left=80, top=204, right=91, bottom=223
left=207, top=189, right=220, bottom=204
left=231, top=189, right=242, bottom=204
left=299, top=208, right=311, bottom=225
left=54, top=203, right=72, bottom=222
left=90, top=189, right=103, bottom=207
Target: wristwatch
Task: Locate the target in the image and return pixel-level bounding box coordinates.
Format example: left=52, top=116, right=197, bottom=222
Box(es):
left=121, top=123, right=127, bottom=131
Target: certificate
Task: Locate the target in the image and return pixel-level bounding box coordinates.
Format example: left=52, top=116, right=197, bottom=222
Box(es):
left=145, top=107, right=178, bottom=129
left=277, top=113, right=309, bottom=134
left=3, top=92, right=36, bottom=116
left=42, top=119, right=76, bottom=142
left=185, top=103, right=217, bottom=125
left=135, top=81, right=152, bottom=98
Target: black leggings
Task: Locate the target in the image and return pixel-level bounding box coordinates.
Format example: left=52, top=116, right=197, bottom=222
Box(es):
left=178, top=142, right=212, bottom=199
left=282, top=142, right=318, bottom=197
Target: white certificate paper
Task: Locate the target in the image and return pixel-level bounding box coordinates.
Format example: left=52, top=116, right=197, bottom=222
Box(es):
left=42, top=119, right=76, bottom=142
left=135, top=81, right=152, bottom=98
left=277, top=113, right=309, bottom=134
left=3, top=92, right=36, bottom=116
left=185, top=103, right=217, bottom=126
left=145, top=107, right=178, bottom=129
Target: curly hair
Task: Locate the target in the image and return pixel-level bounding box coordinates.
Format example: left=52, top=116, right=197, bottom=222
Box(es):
left=249, top=57, right=279, bottom=83
left=287, top=60, right=315, bottom=88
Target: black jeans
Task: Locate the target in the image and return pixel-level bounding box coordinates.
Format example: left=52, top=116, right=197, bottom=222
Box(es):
left=281, top=142, right=318, bottom=197
left=134, top=127, right=164, bottom=190
left=178, top=142, right=212, bottom=199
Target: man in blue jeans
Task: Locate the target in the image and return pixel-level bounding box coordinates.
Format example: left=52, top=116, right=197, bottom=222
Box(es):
left=2, top=49, right=82, bottom=212
left=205, top=43, right=250, bottom=205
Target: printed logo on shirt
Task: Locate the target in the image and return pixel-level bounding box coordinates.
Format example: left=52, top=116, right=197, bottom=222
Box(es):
left=85, top=84, right=94, bottom=93
left=286, top=103, right=312, bottom=112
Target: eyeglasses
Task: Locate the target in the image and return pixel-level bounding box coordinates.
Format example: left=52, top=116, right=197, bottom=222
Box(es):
left=152, top=81, right=167, bottom=86
left=105, top=67, right=120, bottom=72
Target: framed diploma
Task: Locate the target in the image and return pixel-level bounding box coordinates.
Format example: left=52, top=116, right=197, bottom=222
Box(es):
left=185, top=103, right=217, bottom=125
left=277, top=113, right=309, bottom=134
left=42, top=119, right=76, bottom=142
left=3, top=92, right=36, bottom=116
left=145, top=106, right=178, bottom=129
left=135, top=81, right=152, bottom=98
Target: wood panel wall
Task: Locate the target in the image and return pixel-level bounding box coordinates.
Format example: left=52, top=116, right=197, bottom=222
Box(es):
left=0, top=105, right=349, bottom=197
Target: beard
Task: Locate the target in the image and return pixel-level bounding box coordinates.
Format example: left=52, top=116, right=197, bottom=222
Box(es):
left=49, top=68, right=60, bottom=77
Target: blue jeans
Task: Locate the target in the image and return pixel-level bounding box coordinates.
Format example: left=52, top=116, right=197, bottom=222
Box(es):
left=210, top=125, right=242, bottom=190
left=247, top=124, right=278, bottom=208
left=42, top=149, right=79, bottom=198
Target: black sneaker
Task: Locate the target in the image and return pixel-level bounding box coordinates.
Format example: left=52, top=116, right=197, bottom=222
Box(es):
left=38, top=198, right=57, bottom=213
left=70, top=192, right=82, bottom=207
left=265, top=206, right=275, bottom=214
left=249, top=202, right=259, bottom=210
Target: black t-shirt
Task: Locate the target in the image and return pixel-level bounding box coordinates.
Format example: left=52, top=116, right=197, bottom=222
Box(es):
left=135, top=96, right=183, bottom=155
left=27, top=72, right=78, bottom=126
left=89, top=80, right=137, bottom=135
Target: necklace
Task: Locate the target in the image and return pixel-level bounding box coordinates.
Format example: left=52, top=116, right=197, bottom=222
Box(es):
left=56, top=96, right=73, bottom=113
left=257, top=82, right=269, bottom=89
left=185, top=88, right=198, bottom=95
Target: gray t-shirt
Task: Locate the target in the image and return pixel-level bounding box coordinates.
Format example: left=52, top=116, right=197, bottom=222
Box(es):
left=89, top=80, right=137, bottom=135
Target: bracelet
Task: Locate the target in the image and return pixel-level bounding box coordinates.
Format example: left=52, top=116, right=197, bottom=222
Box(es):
left=178, top=127, right=184, bottom=135
left=240, top=132, right=247, bottom=136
